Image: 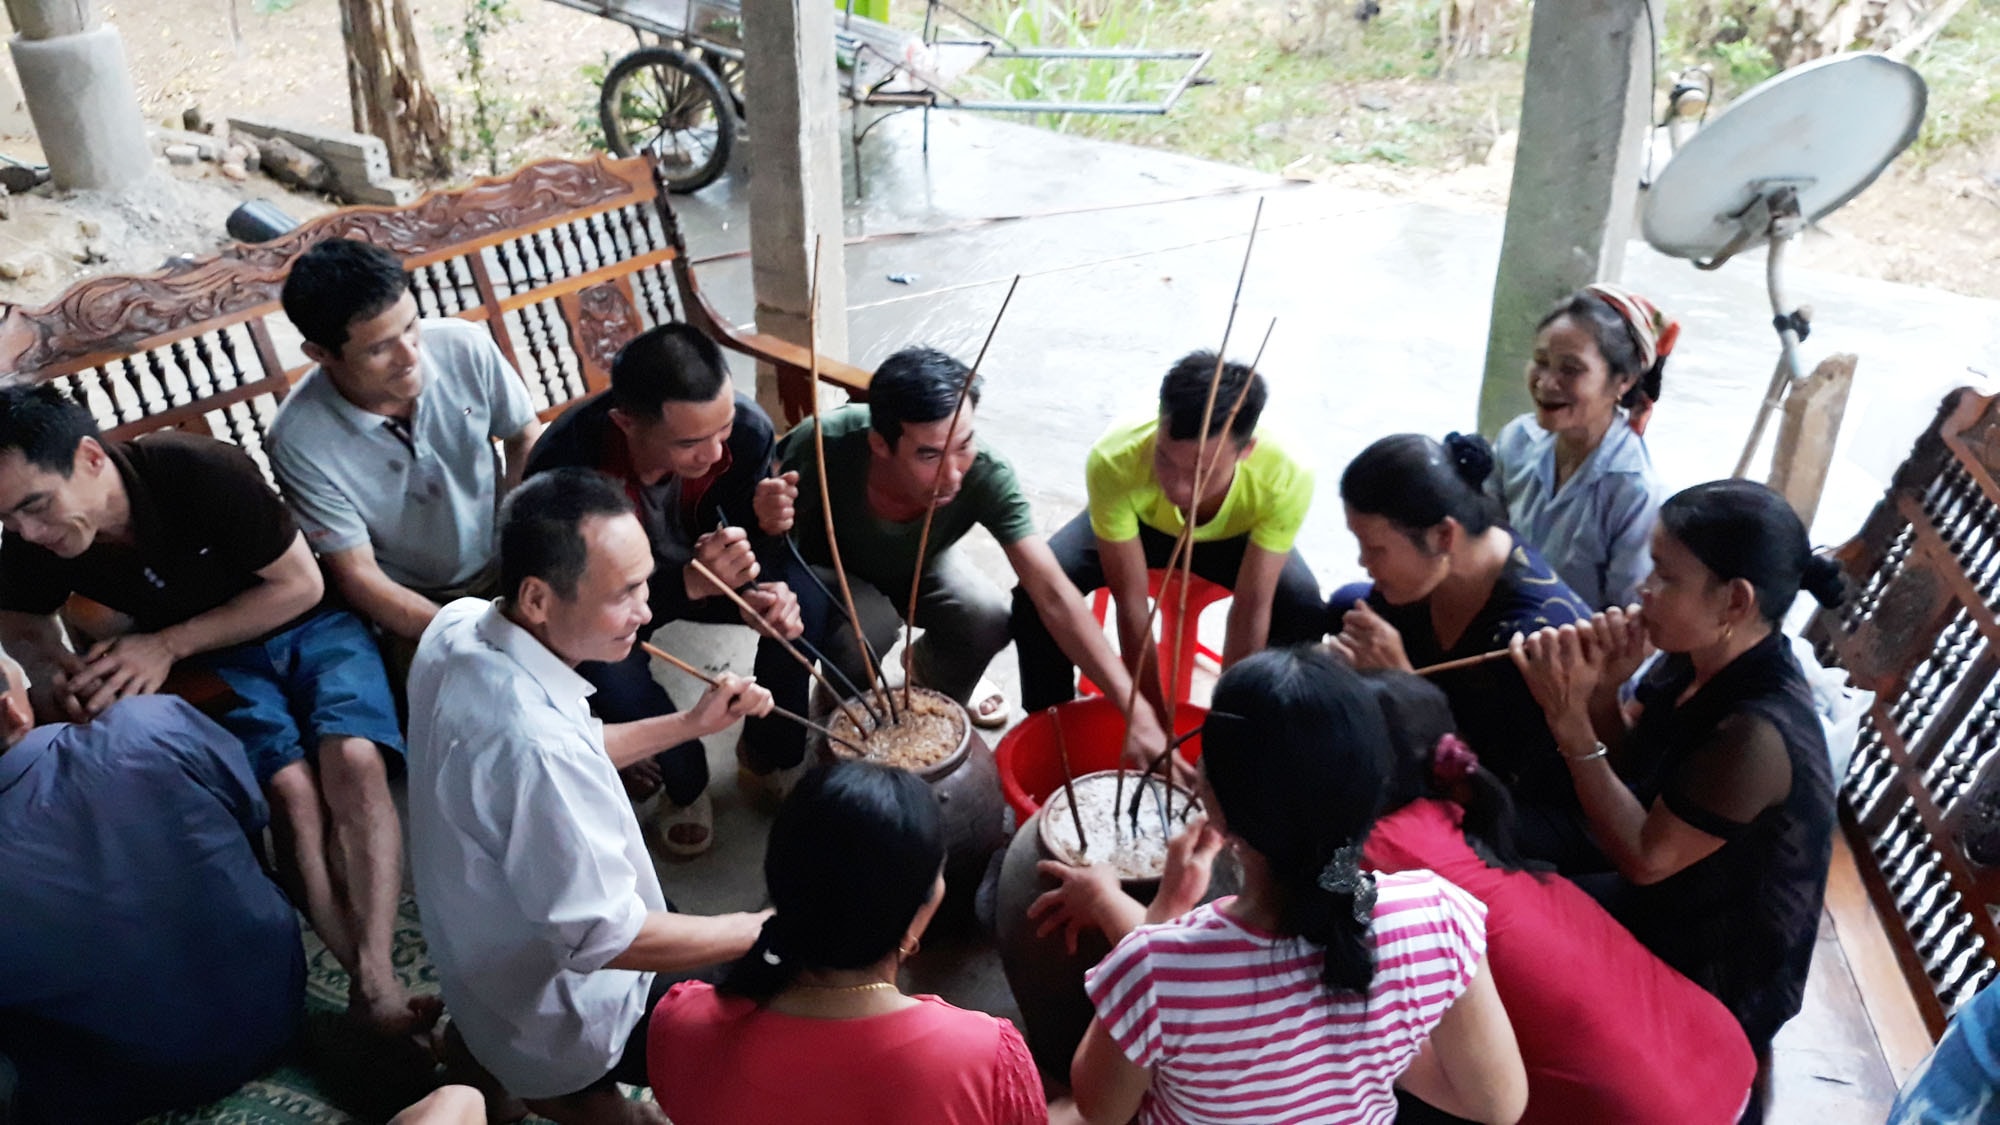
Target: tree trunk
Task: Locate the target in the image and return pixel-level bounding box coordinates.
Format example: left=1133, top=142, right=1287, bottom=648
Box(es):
left=338, top=0, right=451, bottom=179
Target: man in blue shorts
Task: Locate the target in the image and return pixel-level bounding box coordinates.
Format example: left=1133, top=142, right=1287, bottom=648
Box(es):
left=0, top=385, right=430, bottom=1043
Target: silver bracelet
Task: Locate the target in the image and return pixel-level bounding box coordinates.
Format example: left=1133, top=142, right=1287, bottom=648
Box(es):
left=1565, top=742, right=1610, bottom=764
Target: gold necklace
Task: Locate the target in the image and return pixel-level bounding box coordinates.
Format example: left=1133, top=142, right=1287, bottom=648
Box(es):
left=792, top=980, right=898, bottom=994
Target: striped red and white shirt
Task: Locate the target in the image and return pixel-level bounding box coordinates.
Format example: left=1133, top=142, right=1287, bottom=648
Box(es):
left=1082, top=869, right=1488, bottom=1125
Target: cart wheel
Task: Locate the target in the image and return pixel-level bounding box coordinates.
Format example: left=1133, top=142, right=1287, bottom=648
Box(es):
left=699, top=50, right=747, bottom=122
left=600, top=46, right=737, bottom=193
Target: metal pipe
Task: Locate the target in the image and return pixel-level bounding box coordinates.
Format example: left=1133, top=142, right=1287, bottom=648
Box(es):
left=1732, top=228, right=1810, bottom=479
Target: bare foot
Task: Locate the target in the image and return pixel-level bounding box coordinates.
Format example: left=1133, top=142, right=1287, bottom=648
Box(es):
left=351, top=978, right=445, bottom=1044
left=619, top=759, right=664, bottom=803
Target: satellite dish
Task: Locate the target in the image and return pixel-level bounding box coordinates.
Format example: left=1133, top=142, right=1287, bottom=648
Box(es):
left=1645, top=54, right=1927, bottom=265
left=1640, top=53, right=1927, bottom=477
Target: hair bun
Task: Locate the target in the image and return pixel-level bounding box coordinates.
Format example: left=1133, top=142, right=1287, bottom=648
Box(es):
left=1442, top=432, right=1495, bottom=488
left=1801, top=553, right=1848, bottom=609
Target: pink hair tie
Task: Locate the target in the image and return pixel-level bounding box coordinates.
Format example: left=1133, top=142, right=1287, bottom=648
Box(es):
left=1431, top=734, right=1480, bottom=786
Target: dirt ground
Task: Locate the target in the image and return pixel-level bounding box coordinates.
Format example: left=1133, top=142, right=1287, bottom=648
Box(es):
left=0, top=0, right=1994, bottom=306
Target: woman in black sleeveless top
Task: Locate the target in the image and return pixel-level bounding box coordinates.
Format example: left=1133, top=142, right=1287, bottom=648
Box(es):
left=1511, top=479, right=1843, bottom=1120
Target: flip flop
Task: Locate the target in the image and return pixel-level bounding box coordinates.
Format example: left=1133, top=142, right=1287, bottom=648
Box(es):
left=656, top=791, right=714, bottom=858
left=969, top=676, right=1009, bottom=730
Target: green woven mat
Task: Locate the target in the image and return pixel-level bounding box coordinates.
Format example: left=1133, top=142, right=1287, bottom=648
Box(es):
left=138, top=897, right=656, bottom=1125
left=140, top=896, right=441, bottom=1125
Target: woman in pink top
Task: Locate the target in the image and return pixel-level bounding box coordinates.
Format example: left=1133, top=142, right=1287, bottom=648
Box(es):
left=1050, top=647, right=1527, bottom=1125
left=1363, top=670, right=1755, bottom=1124
left=647, top=761, right=1046, bottom=1125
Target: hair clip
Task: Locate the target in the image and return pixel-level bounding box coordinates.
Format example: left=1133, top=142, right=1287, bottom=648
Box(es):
left=1316, top=843, right=1377, bottom=925
left=761, top=948, right=781, bottom=966
left=1431, top=733, right=1480, bottom=785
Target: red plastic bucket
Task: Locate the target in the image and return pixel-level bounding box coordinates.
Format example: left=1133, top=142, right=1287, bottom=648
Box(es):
left=996, top=696, right=1207, bottom=824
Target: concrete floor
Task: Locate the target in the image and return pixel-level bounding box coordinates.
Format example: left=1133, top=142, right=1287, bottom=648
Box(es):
left=638, top=110, right=1999, bottom=1107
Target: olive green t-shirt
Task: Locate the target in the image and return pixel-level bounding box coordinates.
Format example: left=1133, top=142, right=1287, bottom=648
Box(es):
left=778, top=406, right=1038, bottom=595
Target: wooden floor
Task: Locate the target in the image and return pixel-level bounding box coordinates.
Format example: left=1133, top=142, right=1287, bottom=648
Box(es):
left=1769, top=835, right=1934, bottom=1121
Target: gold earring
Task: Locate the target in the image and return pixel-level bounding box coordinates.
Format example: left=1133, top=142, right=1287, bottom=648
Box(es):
left=1722, top=623, right=1734, bottom=644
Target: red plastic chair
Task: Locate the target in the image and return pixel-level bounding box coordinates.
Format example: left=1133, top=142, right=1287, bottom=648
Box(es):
left=1077, top=568, right=1230, bottom=705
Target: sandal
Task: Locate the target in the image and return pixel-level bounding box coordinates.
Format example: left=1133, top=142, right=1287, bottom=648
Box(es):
left=969, top=676, right=1010, bottom=730
left=656, top=791, right=714, bottom=858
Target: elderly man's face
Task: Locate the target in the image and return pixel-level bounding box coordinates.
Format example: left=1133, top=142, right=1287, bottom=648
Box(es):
left=537, top=512, right=656, bottom=667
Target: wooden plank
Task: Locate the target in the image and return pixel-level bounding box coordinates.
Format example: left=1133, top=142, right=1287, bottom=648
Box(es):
left=1842, top=805, right=1952, bottom=1038
left=1824, top=831, right=1941, bottom=1081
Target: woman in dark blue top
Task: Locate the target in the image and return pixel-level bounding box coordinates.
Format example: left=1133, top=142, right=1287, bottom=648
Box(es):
left=1512, top=479, right=1843, bottom=1122
left=1331, top=432, right=1595, bottom=870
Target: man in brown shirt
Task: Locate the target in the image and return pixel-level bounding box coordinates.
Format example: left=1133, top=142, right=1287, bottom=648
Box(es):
left=0, top=384, right=431, bottom=1044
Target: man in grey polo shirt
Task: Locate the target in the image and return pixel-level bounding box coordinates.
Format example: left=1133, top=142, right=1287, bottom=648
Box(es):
left=271, top=239, right=544, bottom=667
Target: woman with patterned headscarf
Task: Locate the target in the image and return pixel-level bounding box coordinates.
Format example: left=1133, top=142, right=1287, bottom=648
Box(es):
left=1487, top=285, right=1679, bottom=610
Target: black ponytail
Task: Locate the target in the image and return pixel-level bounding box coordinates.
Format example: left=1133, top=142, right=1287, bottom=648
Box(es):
left=1365, top=670, right=1542, bottom=875
left=1204, top=647, right=1391, bottom=995
left=718, top=762, right=945, bottom=1003
left=1340, top=432, right=1505, bottom=546
left=1801, top=554, right=1849, bottom=610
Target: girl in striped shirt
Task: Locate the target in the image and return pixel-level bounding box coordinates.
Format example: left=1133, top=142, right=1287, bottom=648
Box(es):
left=1064, top=647, right=1527, bottom=1125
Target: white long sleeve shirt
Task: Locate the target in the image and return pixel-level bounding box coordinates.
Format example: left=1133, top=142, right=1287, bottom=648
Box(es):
left=406, top=598, right=665, bottom=1098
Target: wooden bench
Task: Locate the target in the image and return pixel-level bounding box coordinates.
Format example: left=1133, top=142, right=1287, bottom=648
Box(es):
left=1806, top=386, right=2000, bottom=1039
left=0, top=154, right=870, bottom=452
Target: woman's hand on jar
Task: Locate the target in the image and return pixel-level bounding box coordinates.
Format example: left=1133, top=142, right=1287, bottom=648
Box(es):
left=1327, top=601, right=1412, bottom=672
left=1510, top=623, right=1604, bottom=730
left=1030, top=859, right=1135, bottom=954
left=1591, top=605, right=1654, bottom=688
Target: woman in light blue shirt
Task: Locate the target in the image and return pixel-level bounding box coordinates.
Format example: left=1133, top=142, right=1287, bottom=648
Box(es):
left=1489, top=284, right=1677, bottom=610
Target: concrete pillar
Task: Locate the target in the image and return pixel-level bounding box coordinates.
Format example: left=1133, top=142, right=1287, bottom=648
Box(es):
left=741, top=0, right=849, bottom=420
left=1476, top=0, right=1655, bottom=436
left=6, top=0, right=150, bottom=191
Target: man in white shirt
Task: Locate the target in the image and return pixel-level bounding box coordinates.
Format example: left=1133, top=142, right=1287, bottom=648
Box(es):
left=406, top=467, right=771, bottom=1124
left=272, top=238, right=545, bottom=670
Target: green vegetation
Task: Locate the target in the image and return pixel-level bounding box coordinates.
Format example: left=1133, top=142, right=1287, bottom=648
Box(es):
left=457, top=0, right=520, bottom=174
left=921, top=0, right=1521, bottom=173
left=1904, top=0, right=2000, bottom=159
left=891, top=0, right=2000, bottom=177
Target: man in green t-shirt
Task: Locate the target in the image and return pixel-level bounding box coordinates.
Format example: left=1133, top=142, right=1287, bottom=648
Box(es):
left=761, top=347, right=1164, bottom=756
left=1012, top=351, right=1327, bottom=721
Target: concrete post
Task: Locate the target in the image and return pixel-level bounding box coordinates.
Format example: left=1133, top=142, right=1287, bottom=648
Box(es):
left=741, top=0, right=850, bottom=420
left=5, top=0, right=151, bottom=191
left=1476, top=0, right=1655, bottom=435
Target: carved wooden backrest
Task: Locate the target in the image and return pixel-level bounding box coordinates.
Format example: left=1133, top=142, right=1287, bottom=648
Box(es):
left=1807, top=387, right=2000, bottom=1035
left=0, top=156, right=688, bottom=480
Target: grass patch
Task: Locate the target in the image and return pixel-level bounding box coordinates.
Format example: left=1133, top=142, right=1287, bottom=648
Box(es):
left=916, top=0, right=1522, bottom=172
left=1905, top=0, right=2000, bottom=159
left=887, top=0, right=1997, bottom=178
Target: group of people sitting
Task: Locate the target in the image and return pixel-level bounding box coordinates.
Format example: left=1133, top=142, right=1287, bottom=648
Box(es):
left=0, top=236, right=1852, bottom=1125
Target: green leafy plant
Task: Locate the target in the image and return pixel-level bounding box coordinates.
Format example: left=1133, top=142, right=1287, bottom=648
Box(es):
left=458, top=0, right=520, bottom=174
left=575, top=57, right=613, bottom=151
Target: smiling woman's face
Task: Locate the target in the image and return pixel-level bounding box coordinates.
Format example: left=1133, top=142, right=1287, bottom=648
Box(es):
left=1526, top=314, right=1628, bottom=438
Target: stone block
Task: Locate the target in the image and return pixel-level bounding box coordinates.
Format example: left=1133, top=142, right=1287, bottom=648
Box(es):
left=343, top=177, right=420, bottom=206
left=226, top=115, right=392, bottom=183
